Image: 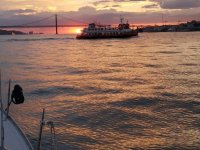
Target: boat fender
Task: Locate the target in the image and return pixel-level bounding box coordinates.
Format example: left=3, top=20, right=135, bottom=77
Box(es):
left=11, top=84, right=24, bottom=104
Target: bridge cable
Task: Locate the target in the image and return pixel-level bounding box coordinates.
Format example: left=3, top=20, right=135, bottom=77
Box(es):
left=14, top=15, right=55, bottom=27
left=58, top=14, right=88, bottom=25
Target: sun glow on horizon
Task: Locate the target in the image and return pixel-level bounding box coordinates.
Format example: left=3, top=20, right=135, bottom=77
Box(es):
left=75, top=28, right=82, bottom=34
left=65, top=27, right=84, bottom=34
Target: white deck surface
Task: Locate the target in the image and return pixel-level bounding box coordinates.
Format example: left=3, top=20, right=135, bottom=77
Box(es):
left=0, top=111, right=33, bottom=150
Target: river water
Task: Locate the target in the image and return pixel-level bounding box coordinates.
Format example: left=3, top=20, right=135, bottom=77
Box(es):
left=0, top=32, right=200, bottom=150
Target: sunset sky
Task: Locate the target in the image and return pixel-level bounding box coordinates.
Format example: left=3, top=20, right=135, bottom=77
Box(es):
left=0, top=0, right=200, bottom=26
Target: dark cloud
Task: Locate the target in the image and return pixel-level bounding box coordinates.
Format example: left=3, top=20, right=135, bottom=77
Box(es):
left=93, top=0, right=146, bottom=5
left=102, top=4, right=121, bottom=9
left=112, top=4, right=121, bottom=7
left=9, top=9, right=36, bottom=13
left=0, top=6, right=199, bottom=26
left=91, top=0, right=200, bottom=10
left=150, top=0, right=200, bottom=9
left=93, top=0, right=110, bottom=6
left=142, top=4, right=158, bottom=8
left=0, top=9, right=37, bottom=18
left=78, top=6, right=96, bottom=14
left=114, top=0, right=146, bottom=2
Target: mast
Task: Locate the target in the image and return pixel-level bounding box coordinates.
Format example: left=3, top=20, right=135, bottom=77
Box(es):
left=0, top=69, right=5, bottom=150
left=37, top=109, right=45, bottom=150
left=6, top=80, right=11, bottom=118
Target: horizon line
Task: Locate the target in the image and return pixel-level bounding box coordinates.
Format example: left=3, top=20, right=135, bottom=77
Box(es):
left=0, top=20, right=199, bottom=29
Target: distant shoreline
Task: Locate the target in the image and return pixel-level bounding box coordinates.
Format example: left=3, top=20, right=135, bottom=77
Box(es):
left=138, top=20, right=200, bottom=32
left=0, top=29, right=44, bottom=35
left=0, top=29, right=25, bottom=35
left=0, top=20, right=200, bottom=35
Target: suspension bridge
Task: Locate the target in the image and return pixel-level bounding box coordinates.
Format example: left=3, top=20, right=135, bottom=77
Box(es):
left=0, top=14, right=140, bottom=34
left=0, top=14, right=87, bottom=34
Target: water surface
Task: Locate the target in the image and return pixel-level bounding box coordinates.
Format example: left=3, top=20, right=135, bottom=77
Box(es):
left=0, top=32, right=200, bottom=149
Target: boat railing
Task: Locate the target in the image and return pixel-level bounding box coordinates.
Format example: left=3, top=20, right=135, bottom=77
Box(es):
left=37, top=108, right=57, bottom=150
left=0, top=71, right=57, bottom=150
left=1, top=74, right=34, bottom=150
left=47, top=121, right=57, bottom=150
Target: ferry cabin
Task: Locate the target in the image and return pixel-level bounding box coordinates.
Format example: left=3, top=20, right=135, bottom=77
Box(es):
left=76, top=21, right=138, bottom=39
left=82, top=23, right=134, bottom=37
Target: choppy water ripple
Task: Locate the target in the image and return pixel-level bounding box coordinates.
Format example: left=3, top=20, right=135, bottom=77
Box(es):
left=0, top=32, right=200, bottom=150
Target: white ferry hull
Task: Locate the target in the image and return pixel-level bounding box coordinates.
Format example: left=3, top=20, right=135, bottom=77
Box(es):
left=77, top=30, right=138, bottom=39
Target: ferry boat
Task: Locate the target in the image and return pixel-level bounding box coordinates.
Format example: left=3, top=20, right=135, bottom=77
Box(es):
left=76, top=18, right=138, bottom=39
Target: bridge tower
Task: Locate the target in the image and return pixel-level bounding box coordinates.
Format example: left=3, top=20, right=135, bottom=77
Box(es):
left=55, top=14, right=58, bottom=34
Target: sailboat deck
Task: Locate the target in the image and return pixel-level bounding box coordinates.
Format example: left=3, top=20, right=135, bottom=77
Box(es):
left=0, top=111, right=33, bottom=150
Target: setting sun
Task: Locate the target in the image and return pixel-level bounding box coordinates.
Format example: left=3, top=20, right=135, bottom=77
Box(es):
left=76, top=28, right=82, bottom=34
left=66, top=27, right=84, bottom=34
